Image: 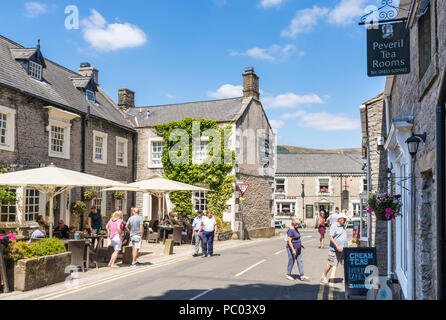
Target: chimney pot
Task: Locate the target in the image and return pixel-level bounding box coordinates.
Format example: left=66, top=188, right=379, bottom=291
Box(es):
left=243, top=67, right=260, bottom=100
left=118, top=88, right=135, bottom=110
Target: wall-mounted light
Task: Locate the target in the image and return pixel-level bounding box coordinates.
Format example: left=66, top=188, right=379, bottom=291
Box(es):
left=406, top=133, right=427, bottom=157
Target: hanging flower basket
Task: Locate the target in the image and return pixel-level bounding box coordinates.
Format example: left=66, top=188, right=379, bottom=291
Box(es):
left=84, top=189, right=99, bottom=201
left=367, top=193, right=402, bottom=221
left=113, top=191, right=126, bottom=200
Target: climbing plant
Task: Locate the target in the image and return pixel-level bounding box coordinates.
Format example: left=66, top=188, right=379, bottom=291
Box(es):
left=155, top=118, right=236, bottom=220
left=0, top=167, right=16, bottom=206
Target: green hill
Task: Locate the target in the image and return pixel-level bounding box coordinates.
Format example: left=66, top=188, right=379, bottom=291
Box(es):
left=277, top=145, right=361, bottom=154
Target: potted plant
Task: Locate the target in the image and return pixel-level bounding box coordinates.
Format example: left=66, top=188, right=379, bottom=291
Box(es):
left=84, top=189, right=99, bottom=201
left=367, top=193, right=402, bottom=221
left=113, top=191, right=126, bottom=200
left=70, top=201, right=87, bottom=215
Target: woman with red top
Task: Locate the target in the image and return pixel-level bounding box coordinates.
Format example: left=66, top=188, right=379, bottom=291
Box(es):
left=318, top=210, right=327, bottom=249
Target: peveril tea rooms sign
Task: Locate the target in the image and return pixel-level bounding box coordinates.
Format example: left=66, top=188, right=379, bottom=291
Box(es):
left=367, top=22, right=410, bottom=77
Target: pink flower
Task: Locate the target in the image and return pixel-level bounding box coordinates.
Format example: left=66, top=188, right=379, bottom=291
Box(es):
left=6, top=233, right=16, bottom=240
left=385, top=208, right=391, bottom=215
left=0, top=236, right=3, bottom=240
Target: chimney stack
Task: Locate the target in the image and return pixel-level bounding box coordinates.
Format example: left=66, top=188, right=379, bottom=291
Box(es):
left=118, top=88, right=135, bottom=110
left=243, top=67, right=260, bottom=100
left=78, top=62, right=99, bottom=86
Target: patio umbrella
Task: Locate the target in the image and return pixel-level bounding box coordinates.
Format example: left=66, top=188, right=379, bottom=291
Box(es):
left=0, top=164, right=127, bottom=237
left=105, top=175, right=209, bottom=221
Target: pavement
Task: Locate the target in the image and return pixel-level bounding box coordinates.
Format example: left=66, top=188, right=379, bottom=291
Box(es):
left=0, top=228, right=352, bottom=300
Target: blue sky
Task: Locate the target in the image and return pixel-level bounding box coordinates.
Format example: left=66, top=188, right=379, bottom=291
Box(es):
left=0, top=0, right=388, bottom=149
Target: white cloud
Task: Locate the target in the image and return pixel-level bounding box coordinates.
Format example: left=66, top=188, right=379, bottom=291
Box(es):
left=280, top=110, right=306, bottom=119
left=269, top=120, right=285, bottom=130
left=262, top=93, right=323, bottom=109
left=297, top=112, right=360, bottom=131
left=328, top=0, right=368, bottom=25
left=230, top=44, right=296, bottom=61
left=260, top=0, right=284, bottom=9
left=81, top=9, right=147, bottom=52
left=207, top=84, right=243, bottom=99
left=281, top=5, right=329, bottom=38
left=24, top=2, right=47, bottom=18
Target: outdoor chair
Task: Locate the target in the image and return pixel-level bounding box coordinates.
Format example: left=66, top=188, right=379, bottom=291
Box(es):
left=171, top=226, right=182, bottom=246
left=146, top=227, right=160, bottom=243
left=68, top=240, right=88, bottom=273
left=90, top=245, right=115, bottom=269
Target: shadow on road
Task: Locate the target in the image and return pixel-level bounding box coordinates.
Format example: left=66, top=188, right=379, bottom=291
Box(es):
left=142, top=282, right=343, bottom=300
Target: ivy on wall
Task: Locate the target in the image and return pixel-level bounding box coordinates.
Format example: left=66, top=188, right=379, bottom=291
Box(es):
left=155, top=118, right=236, bottom=219
left=0, top=167, right=16, bottom=206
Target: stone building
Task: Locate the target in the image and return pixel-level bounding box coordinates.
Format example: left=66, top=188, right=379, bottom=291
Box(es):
left=274, top=153, right=366, bottom=228
left=120, top=68, right=276, bottom=236
left=0, top=35, right=136, bottom=233
left=365, top=0, right=445, bottom=300
left=360, top=93, right=389, bottom=275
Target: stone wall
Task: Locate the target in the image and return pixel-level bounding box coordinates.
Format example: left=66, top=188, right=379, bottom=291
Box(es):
left=385, top=0, right=445, bottom=299
left=0, top=86, right=135, bottom=229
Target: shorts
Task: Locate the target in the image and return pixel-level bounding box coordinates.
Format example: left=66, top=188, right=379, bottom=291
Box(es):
left=131, top=235, right=142, bottom=249
left=328, top=250, right=344, bottom=267
left=110, top=234, right=122, bottom=251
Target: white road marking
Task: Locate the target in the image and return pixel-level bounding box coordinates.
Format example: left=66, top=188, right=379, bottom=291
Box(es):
left=274, top=249, right=286, bottom=255
left=190, top=289, right=213, bottom=301
left=234, top=259, right=267, bottom=278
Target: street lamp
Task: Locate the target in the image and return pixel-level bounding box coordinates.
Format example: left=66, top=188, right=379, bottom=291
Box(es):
left=406, top=133, right=427, bottom=157
left=301, top=181, right=305, bottom=223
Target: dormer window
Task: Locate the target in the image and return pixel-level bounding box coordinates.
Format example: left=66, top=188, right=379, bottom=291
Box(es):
left=29, top=60, right=42, bottom=81
left=86, top=90, right=95, bottom=102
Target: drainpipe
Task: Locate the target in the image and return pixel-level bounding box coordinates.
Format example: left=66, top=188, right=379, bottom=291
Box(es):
left=366, top=139, right=372, bottom=247
left=436, top=67, right=446, bottom=300
left=131, top=132, right=137, bottom=207
left=80, top=110, right=87, bottom=230
left=411, top=154, right=417, bottom=300
left=385, top=96, right=393, bottom=280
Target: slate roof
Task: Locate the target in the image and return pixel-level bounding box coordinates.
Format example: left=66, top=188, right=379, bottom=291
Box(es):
left=125, top=97, right=246, bottom=127
left=276, top=152, right=365, bottom=174
left=0, top=35, right=134, bottom=131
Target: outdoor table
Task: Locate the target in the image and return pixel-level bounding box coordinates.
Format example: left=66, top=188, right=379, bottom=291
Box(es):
left=86, top=234, right=107, bottom=249
left=64, top=239, right=91, bottom=271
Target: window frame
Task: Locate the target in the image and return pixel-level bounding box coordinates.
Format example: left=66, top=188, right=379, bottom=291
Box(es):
left=358, top=192, right=370, bottom=242
left=318, top=177, right=331, bottom=194
left=48, top=119, right=71, bottom=159
left=86, top=90, right=96, bottom=103
left=29, top=60, right=42, bottom=81
left=24, top=188, right=40, bottom=222
left=0, top=188, right=17, bottom=223
left=0, top=105, right=16, bottom=152
left=418, top=2, right=432, bottom=80
left=193, top=191, right=208, bottom=212
left=93, top=130, right=108, bottom=165
left=116, top=136, right=128, bottom=167
left=192, top=137, right=210, bottom=165
left=274, top=178, right=286, bottom=195
left=148, top=137, right=164, bottom=168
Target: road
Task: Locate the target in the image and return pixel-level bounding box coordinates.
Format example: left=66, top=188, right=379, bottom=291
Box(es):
left=26, top=229, right=348, bottom=300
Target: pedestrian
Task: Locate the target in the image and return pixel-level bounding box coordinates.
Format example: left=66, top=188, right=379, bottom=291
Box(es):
left=106, top=211, right=123, bottom=268
left=198, top=210, right=217, bottom=258
left=125, top=207, right=144, bottom=267
left=318, top=210, right=326, bottom=248
left=320, top=213, right=349, bottom=284
left=285, top=219, right=309, bottom=281
left=328, top=207, right=340, bottom=230
left=88, top=206, right=102, bottom=234
left=191, top=210, right=205, bottom=257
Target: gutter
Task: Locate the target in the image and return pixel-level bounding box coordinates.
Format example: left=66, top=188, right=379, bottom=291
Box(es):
left=436, top=64, right=446, bottom=300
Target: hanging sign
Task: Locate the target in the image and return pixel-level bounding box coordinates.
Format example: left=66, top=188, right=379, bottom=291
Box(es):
left=367, top=22, right=410, bottom=77
left=237, top=184, right=250, bottom=196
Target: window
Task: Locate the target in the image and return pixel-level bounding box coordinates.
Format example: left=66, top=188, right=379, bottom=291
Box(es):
left=51, top=125, right=65, bottom=154
left=305, top=205, right=314, bottom=219
left=352, top=202, right=360, bottom=217
left=359, top=193, right=369, bottom=241
left=363, top=178, right=368, bottom=192
left=29, top=61, right=42, bottom=80
left=276, top=201, right=296, bottom=215
left=418, top=2, right=431, bottom=79
left=86, top=90, right=95, bottom=102
left=93, top=131, right=108, bottom=164
left=149, top=140, right=164, bottom=168
left=275, top=178, right=286, bottom=194
left=319, top=179, right=330, bottom=193
left=116, top=137, right=128, bottom=167
left=194, top=192, right=207, bottom=212
left=25, top=188, right=40, bottom=222
left=193, top=140, right=209, bottom=164
left=0, top=106, right=16, bottom=152
left=0, top=188, right=16, bottom=222
left=92, top=187, right=105, bottom=216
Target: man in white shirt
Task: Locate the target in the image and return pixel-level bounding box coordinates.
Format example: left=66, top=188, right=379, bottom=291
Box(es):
left=192, top=210, right=205, bottom=257
left=329, top=207, right=340, bottom=231
left=198, top=210, right=218, bottom=258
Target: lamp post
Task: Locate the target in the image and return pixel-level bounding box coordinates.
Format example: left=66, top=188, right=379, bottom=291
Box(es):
left=301, top=181, right=305, bottom=224
left=405, top=132, right=426, bottom=300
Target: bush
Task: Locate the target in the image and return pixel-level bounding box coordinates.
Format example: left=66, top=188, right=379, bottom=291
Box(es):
left=214, top=216, right=224, bottom=232
left=5, top=238, right=66, bottom=262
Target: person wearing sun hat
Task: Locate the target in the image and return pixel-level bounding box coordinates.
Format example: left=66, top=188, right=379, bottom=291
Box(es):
left=320, top=212, right=348, bottom=284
